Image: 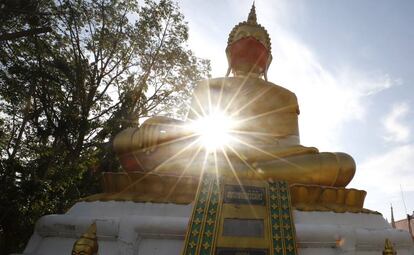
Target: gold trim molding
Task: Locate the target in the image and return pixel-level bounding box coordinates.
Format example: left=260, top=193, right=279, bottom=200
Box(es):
left=82, top=172, right=199, bottom=204
left=81, top=172, right=376, bottom=214
left=290, top=184, right=378, bottom=214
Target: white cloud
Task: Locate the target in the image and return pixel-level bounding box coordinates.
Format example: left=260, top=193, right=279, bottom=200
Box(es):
left=352, top=144, right=414, bottom=193
left=350, top=144, right=414, bottom=219
left=258, top=6, right=396, bottom=151
left=382, top=102, right=411, bottom=143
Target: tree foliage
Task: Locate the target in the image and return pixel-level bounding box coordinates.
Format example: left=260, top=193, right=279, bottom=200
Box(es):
left=0, top=0, right=210, bottom=252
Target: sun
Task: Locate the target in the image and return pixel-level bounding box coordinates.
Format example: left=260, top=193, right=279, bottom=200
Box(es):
left=190, top=110, right=235, bottom=151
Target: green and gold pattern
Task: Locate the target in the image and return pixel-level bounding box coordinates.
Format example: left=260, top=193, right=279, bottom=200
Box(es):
left=199, top=178, right=221, bottom=254
left=182, top=178, right=297, bottom=255
left=268, top=181, right=297, bottom=255
left=182, top=175, right=221, bottom=255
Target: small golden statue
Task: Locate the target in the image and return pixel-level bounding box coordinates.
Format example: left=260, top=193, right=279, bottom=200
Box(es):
left=383, top=238, right=397, bottom=255
left=72, top=222, right=98, bottom=255
left=113, top=3, right=355, bottom=188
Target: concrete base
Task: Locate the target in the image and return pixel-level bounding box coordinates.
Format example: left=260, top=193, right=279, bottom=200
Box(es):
left=21, top=201, right=414, bottom=255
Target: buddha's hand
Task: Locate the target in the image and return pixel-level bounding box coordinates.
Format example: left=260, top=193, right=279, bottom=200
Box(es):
left=137, top=116, right=187, bottom=152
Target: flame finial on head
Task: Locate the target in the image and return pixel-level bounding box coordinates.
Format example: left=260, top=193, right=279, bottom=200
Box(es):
left=247, top=2, right=257, bottom=24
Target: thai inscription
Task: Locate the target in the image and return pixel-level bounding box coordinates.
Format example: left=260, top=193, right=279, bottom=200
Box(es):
left=223, top=185, right=266, bottom=205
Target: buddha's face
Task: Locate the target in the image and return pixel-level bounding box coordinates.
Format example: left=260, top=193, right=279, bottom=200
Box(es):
left=226, top=24, right=272, bottom=77
left=227, top=25, right=271, bottom=76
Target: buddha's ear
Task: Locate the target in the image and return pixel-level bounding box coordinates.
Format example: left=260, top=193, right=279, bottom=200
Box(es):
left=264, top=54, right=273, bottom=81
left=225, top=66, right=231, bottom=77
left=264, top=63, right=269, bottom=81
left=263, top=63, right=268, bottom=81
left=225, top=46, right=231, bottom=77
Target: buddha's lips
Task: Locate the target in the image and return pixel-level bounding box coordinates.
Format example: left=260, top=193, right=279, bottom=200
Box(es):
left=229, top=36, right=269, bottom=73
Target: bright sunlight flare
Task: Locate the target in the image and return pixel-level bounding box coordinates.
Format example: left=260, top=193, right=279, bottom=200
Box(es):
left=190, top=111, right=235, bottom=151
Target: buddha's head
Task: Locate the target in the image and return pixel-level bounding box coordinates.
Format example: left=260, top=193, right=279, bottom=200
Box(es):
left=226, top=3, right=272, bottom=80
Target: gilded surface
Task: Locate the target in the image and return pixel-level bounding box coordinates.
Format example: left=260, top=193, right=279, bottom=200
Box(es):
left=81, top=172, right=198, bottom=204
left=290, top=184, right=377, bottom=214
left=113, top=76, right=356, bottom=188
left=227, top=2, right=270, bottom=50
left=71, top=222, right=98, bottom=255
left=82, top=171, right=374, bottom=214
left=383, top=238, right=397, bottom=255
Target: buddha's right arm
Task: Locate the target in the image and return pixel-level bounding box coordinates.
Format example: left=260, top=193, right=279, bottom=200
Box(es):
left=113, top=116, right=190, bottom=154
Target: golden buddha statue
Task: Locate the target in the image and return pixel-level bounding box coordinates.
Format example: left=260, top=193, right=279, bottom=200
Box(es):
left=383, top=238, right=397, bottom=255
left=72, top=222, right=98, bottom=255
left=113, top=4, right=356, bottom=188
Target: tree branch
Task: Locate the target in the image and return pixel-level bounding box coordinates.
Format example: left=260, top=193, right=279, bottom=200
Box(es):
left=0, top=27, right=52, bottom=41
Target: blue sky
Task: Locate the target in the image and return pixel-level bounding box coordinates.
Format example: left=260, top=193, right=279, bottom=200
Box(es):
left=180, top=0, right=414, bottom=221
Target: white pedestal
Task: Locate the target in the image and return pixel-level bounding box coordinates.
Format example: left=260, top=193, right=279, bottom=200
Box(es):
left=21, top=201, right=414, bottom=255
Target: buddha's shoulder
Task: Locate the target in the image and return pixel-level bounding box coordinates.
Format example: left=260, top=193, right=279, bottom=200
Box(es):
left=195, top=77, right=296, bottom=98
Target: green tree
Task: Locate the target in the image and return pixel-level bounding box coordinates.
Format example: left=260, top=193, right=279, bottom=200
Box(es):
left=0, top=0, right=210, bottom=253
